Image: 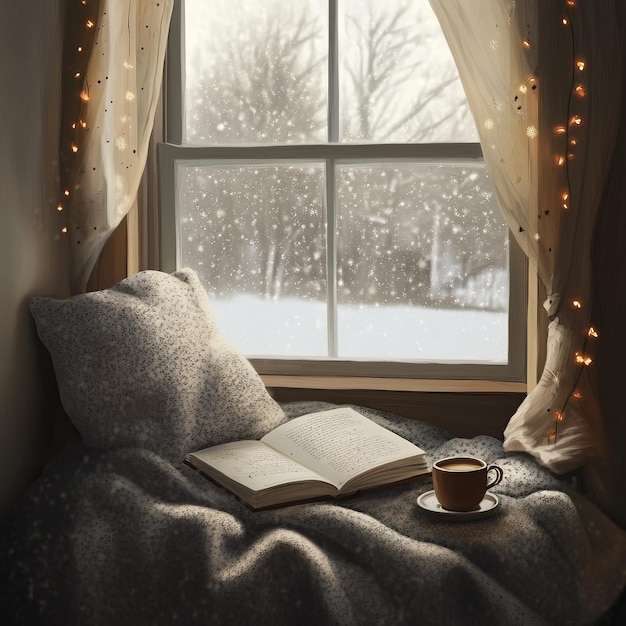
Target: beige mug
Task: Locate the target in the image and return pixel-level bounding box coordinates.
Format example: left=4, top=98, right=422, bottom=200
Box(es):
left=432, top=456, right=503, bottom=512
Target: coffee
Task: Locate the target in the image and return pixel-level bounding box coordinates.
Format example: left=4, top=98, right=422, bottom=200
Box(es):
left=439, top=461, right=483, bottom=472
left=432, top=456, right=503, bottom=512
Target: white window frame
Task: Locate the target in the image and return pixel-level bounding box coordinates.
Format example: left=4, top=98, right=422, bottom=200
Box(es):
left=157, top=0, right=527, bottom=387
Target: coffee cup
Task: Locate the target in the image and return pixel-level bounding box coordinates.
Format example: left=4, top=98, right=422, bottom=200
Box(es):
left=432, top=456, right=503, bottom=512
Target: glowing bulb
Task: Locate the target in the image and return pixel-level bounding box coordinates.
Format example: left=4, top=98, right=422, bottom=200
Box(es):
left=570, top=115, right=582, bottom=126
left=86, top=20, right=94, bottom=28
left=57, top=204, right=63, bottom=212
left=576, top=60, right=586, bottom=71
left=557, top=156, right=565, bottom=166
left=570, top=139, right=578, bottom=146
left=572, top=299, right=582, bottom=309
left=562, top=17, right=569, bottom=25
left=64, top=190, right=70, bottom=196
left=74, top=72, right=81, bottom=78
left=71, top=144, right=79, bottom=153
left=61, top=226, right=68, bottom=234
left=566, top=1, right=576, bottom=6
left=77, top=46, right=83, bottom=52
left=575, top=85, right=586, bottom=98
left=80, top=120, right=87, bottom=128
left=554, top=411, right=565, bottom=422
left=575, top=353, right=593, bottom=366
left=554, top=126, right=566, bottom=135
left=588, top=326, right=599, bottom=338
left=80, top=90, right=90, bottom=102
left=573, top=391, right=583, bottom=399
left=522, top=38, right=531, bottom=49
left=547, top=428, right=557, bottom=443
left=526, top=126, right=538, bottom=139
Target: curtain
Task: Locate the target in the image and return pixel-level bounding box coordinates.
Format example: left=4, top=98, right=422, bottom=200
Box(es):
left=428, top=0, right=624, bottom=473
left=61, top=0, right=173, bottom=293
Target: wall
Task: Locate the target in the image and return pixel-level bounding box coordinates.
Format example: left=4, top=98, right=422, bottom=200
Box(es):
left=0, top=1, right=70, bottom=516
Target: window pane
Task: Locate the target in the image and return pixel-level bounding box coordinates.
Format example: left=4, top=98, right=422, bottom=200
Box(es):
left=177, top=163, right=328, bottom=357
left=339, top=0, right=478, bottom=143
left=184, top=0, right=327, bottom=144
left=336, top=163, right=508, bottom=363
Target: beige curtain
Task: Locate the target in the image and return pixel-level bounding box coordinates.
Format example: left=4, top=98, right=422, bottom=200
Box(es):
left=61, top=0, right=173, bottom=293
left=429, top=0, right=624, bottom=473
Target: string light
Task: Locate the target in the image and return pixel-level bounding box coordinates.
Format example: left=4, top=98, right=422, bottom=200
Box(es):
left=545, top=1, right=597, bottom=445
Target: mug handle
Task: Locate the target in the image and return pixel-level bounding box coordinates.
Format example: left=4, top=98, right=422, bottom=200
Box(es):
left=486, top=465, right=503, bottom=490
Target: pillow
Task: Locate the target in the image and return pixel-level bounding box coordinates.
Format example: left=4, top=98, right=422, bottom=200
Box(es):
left=30, top=268, right=286, bottom=462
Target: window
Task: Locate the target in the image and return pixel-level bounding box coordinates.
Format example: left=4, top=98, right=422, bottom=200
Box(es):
left=159, top=0, right=526, bottom=382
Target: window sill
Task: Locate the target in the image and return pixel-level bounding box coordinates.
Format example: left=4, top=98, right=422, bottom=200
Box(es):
left=260, top=375, right=527, bottom=394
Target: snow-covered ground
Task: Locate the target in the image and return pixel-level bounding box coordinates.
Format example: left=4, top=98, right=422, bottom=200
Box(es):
left=210, top=294, right=507, bottom=363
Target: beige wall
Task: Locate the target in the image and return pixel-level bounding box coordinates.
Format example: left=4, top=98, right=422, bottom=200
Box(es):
left=0, top=1, right=70, bottom=515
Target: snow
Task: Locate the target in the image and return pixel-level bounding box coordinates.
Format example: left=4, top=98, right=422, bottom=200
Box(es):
left=210, top=294, right=507, bottom=364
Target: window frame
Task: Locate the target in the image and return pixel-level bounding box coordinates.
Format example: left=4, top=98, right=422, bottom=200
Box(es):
left=157, top=0, right=528, bottom=386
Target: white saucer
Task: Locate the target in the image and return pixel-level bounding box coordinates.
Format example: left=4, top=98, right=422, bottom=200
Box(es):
left=416, top=490, right=500, bottom=521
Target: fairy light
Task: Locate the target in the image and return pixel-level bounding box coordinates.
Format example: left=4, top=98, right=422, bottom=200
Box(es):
left=60, top=0, right=99, bottom=237
left=546, top=1, right=598, bottom=446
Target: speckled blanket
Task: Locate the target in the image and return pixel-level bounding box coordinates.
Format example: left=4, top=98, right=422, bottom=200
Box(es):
left=2, top=403, right=626, bottom=625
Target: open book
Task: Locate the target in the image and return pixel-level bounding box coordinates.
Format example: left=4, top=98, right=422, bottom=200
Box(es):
left=185, top=406, right=429, bottom=510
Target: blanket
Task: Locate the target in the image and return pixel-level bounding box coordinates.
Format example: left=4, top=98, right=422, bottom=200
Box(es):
left=2, top=403, right=626, bottom=625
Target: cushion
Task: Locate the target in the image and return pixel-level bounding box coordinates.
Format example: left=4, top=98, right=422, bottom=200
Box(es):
left=30, top=268, right=286, bottom=462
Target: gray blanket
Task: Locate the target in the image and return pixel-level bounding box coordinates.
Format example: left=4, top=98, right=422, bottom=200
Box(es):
left=2, top=403, right=626, bottom=625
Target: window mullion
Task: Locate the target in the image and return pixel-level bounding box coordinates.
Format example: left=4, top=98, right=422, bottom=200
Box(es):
left=328, top=0, right=339, bottom=142
left=326, top=159, right=338, bottom=358
left=327, top=0, right=339, bottom=358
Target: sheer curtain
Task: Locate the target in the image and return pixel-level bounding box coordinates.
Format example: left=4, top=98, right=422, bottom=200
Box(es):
left=429, top=0, right=624, bottom=473
left=61, top=0, right=173, bottom=293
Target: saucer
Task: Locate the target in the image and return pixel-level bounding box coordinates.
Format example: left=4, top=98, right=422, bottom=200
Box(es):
left=416, top=490, right=500, bottom=521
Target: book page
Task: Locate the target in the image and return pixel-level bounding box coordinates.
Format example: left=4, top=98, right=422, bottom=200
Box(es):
left=261, top=407, right=425, bottom=489
left=188, top=440, right=334, bottom=491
